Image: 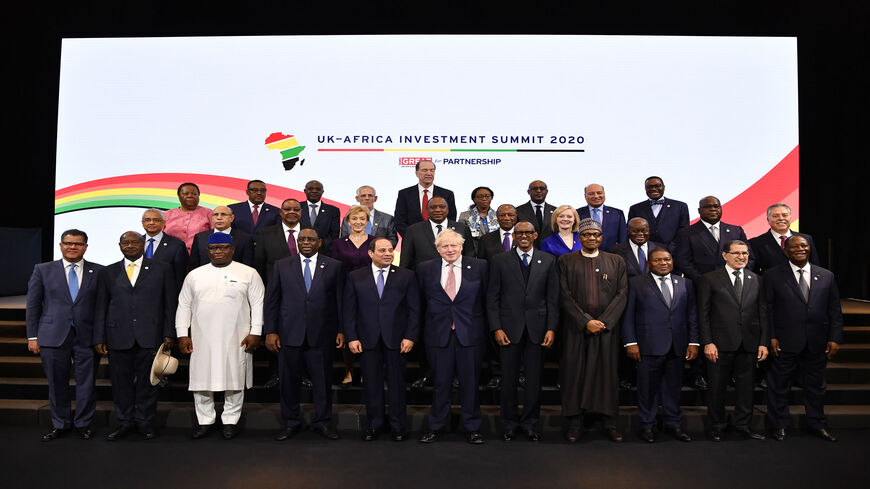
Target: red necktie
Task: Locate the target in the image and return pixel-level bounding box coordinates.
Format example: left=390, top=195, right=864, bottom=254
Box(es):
left=252, top=204, right=259, bottom=226
left=780, top=235, right=786, bottom=249
left=421, top=189, right=429, bottom=221
left=287, top=229, right=297, bottom=255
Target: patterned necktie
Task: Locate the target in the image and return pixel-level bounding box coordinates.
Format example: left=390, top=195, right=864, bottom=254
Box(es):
left=637, top=245, right=647, bottom=274
left=287, top=229, right=297, bottom=255
left=303, top=258, right=312, bottom=293
left=733, top=270, right=742, bottom=304
left=711, top=225, right=719, bottom=242
left=126, top=262, right=135, bottom=284
left=798, top=269, right=810, bottom=302
left=68, top=263, right=79, bottom=301
left=252, top=204, right=259, bottom=226
left=376, top=269, right=385, bottom=298
left=421, top=190, right=429, bottom=221
left=309, top=204, right=318, bottom=226
left=659, top=276, right=671, bottom=307
left=592, top=208, right=602, bottom=224
left=650, top=199, right=664, bottom=218
left=503, top=231, right=511, bottom=251
left=145, top=238, right=155, bottom=259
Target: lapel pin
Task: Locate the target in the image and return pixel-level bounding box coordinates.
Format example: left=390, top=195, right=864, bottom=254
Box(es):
left=144, top=266, right=149, bottom=270
left=537, top=259, right=542, bottom=264
left=595, top=268, right=600, bottom=272
left=163, top=243, right=167, bottom=246
left=390, top=269, right=395, bottom=273
left=746, top=275, right=751, bottom=279
left=814, top=276, right=818, bottom=281
left=674, top=279, right=679, bottom=284
left=88, top=270, right=93, bottom=273
left=667, top=204, right=671, bottom=208
left=320, top=264, right=325, bottom=269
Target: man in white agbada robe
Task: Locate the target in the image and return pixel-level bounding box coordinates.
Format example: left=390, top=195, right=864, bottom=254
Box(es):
left=176, top=233, right=263, bottom=439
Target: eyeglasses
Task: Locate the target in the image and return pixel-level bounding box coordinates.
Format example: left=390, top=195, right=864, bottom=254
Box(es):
left=726, top=251, right=750, bottom=256
left=514, top=231, right=536, bottom=236
left=61, top=241, right=87, bottom=247
left=142, top=218, right=164, bottom=223
left=207, top=245, right=232, bottom=251
left=579, top=232, right=602, bottom=238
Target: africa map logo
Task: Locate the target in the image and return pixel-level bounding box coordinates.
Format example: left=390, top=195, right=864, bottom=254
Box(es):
left=265, top=132, right=306, bottom=171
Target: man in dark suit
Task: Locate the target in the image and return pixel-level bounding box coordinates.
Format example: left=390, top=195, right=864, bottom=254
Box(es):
left=487, top=221, right=558, bottom=441
left=393, top=158, right=457, bottom=237
left=141, top=208, right=188, bottom=292
left=609, top=218, right=665, bottom=278
left=399, top=197, right=474, bottom=269
left=622, top=248, right=698, bottom=443
left=299, top=180, right=341, bottom=255
left=515, top=180, right=556, bottom=246
left=190, top=205, right=254, bottom=269
left=25, top=229, right=104, bottom=441
left=765, top=235, right=843, bottom=442
left=255, top=198, right=302, bottom=285
left=697, top=239, right=769, bottom=441
left=577, top=183, right=627, bottom=251
left=264, top=227, right=345, bottom=441
left=627, top=176, right=689, bottom=248
left=417, top=229, right=489, bottom=444
left=344, top=238, right=420, bottom=441
left=674, top=196, right=752, bottom=283
left=340, top=185, right=398, bottom=246
left=748, top=203, right=820, bottom=275
left=228, top=179, right=282, bottom=237
left=477, top=204, right=517, bottom=261
left=94, top=231, right=177, bottom=441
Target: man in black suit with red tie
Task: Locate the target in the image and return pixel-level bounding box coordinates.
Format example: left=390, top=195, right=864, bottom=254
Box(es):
left=255, top=199, right=302, bottom=285
left=765, top=235, right=843, bottom=442
left=627, top=176, right=689, bottom=248
left=697, top=240, right=768, bottom=442
left=487, top=221, right=558, bottom=441
left=264, top=227, right=345, bottom=441
left=393, top=158, right=457, bottom=237
left=228, top=179, right=281, bottom=236
left=344, top=238, right=420, bottom=441
left=748, top=203, right=820, bottom=274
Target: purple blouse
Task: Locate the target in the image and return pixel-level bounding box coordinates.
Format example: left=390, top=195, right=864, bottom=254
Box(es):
left=164, top=206, right=213, bottom=252
left=331, top=235, right=375, bottom=274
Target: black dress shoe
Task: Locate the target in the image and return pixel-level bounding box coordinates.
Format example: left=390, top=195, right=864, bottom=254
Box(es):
left=301, top=377, right=313, bottom=389
left=518, top=374, right=526, bottom=388
left=525, top=429, right=540, bottom=442
left=619, top=380, right=634, bottom=391
left=709, top=430, right=723, bottom=442
left=667, top=427, right=692, bottom=442
left=191, top=424, right=213, bottom=439
left=77, top=428, right=94, bottom=440
left=312, top=425, right=340, bottom=440
left=502, top=428, right=516, bottom=441
left=140, top=426, right=157, bottom=440
left=734, top=428, right=766, bottom=440
left=770, top=428, right=786, bottom=441
left=222, top=424, right=239, bottom=440
left=390, top=430, right=407, bottom=442
left=812, top=428, right=837, bottom=442
left=639, top=428, right=655, bottom=443
left=605, top=427, right=623, bottom=442
left=755, top=378, right=768, bottom=389
left=486, top=376, right=502, bottom=390
left=41, top=428, right=69, bottom=442
left=106, top=424, right=135, bottom=441
left=274, top=425, right=302, bottom=441
left=452, top=378, right=460, bottom=389
left=466, top=431, right=484, bottom=444
left=418, top=430, right=439, bottom=443
left=263, top=373, right=279, bottom=389
left=362, top=427, right=379, bottom=441
left=565, top=429, right=581, bottom=443
left=692, top=375, right=709, bottom=391
left=410, top=376, right=430, bottom=390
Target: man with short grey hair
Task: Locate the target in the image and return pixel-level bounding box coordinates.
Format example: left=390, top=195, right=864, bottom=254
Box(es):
left=141, top=208, right=188, bottom=292
left=341, top=185, right=398, bottom=246
left=748, top=203, right=819, bottom=274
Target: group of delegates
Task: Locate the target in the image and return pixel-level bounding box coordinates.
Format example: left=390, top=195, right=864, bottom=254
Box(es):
left=25, top=158, right=843, bottom=447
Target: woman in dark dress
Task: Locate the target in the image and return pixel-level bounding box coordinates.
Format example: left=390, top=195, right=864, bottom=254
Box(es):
left=332, top=205, right=375, bottom=384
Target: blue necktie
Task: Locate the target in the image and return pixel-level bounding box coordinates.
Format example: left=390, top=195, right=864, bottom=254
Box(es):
left=637, top=246, right=647, bottom=273
left=522, top=253, right=529, bottom=266
left=376, top=269, right=385, bottom=298
left=145, top=238, right=155, bottom=259
left=365, top=220, right=372, bottom=234
left=503, top=231, right=511, bottom=251
left=68, top=263, right=79, bottom=302
left=303, top=258, right=312, bottom=293
left=592, top=208, right=602, bottom=224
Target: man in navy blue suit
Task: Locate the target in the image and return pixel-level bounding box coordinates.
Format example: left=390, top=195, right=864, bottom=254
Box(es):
left=627, top=176, right=689, bottom=248
left=416, top=229, right=488, bottom=444
left=765, top=235, right=843, bottom=442
left=393, top=158, right=457, bottom=237
left=228, top=179, right=281, bottom=236
left=299, top=180, right=341, bottom=255
left=26, top=229, right=104, bottom=441
left=141, top=208, right=188, bottom=293
left=264, top=227, right=345, bottom=441
left=673, top=196, right=752, bottom=283
left=577, top=183, right=627, bottom=251
left=189, top=205, right=255, bottom=269
left=748, top=203, right=820, bottom=275
left=609, top=218, right=666, bottom=278
left=94, top=231, right=177, bottom=440
left=622, top=248, right=699, bottom=443
left=344, top=238, right=420, bottom=441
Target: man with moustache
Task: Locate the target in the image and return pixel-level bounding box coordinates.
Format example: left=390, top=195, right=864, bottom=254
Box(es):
left=627, top=176, right=689, bottom=248
left=255, top=198, right=303, bottom=285
left=748, top=203, right=820, bottom=274
left=344, top=238, right=420, bottom=441
left=176, top=233, right=264, bottom=440
left=228, top=179, right=282, bottom=236
left=340, top=185, right=398, bottom=246
left=765, top=235, right=843, bottom=442
left=189, top=205, right=254, bottom=269
left=516, top=180, right=556, bottom=246
left=577, top=183, right=627, bottom=251
left=394, top=158, right=457, bottom=237
left=487, top=221, right=558, bottom=441
left=265, top=228, right=345, bottom=441
left=697, top=240, right=768, bottom=442
left=140, top=208, right=188, bottom=293
left=622, top=248, right=698, bottom=443
left=673, top=196, right=752, bottom=284
left=299, top=180, right=341, bottom=255
left=94, top=231, right=176, bottom=440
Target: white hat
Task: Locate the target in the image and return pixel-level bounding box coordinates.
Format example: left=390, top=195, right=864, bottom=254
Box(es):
left=150, top=342, right=178, bottom=386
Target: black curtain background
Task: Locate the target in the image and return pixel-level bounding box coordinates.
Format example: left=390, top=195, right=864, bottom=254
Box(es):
left=2, top=1, right=867, bottom=298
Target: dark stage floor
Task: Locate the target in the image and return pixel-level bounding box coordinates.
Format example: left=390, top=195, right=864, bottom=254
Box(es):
left=2, top=426, right=867, bottom=489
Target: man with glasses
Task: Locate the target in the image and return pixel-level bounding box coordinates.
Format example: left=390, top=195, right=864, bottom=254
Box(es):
left=229, top=179, right=281, bottom=236
left=26, top=229, right=104, bottom=441
left=394, top=158, right=457, bottom=237
left=627, top=176, right=689, bottom=248
left=516, top=180, right=556, bottom=246
left=141, top=208, right=188, bottom=293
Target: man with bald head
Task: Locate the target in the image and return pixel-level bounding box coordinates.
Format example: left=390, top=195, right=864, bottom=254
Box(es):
left=609, top=218, right=666, bottom=278
left=190, top=206, right=254, bottom=269
left=300, top=180, right=341, bottom=255
left=394, top=158, right=457, bottom=237
left=516, top=180, right=556, bottom=246
left=577, top=183, right=627, bottom=251
left=673, top=196, right=751, bottom=285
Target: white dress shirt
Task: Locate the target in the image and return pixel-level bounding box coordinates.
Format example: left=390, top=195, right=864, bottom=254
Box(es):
left=123, top=256, right=144, bottom=286
left=301, top=252, right=318, bottom=280
left=440, top=257, right=463, bottom=290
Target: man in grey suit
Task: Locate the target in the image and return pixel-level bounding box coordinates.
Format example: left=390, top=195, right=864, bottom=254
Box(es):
left=340, top=185, right=398, bottom=246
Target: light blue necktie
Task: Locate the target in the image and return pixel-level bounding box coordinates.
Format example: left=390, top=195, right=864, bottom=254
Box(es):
left=145, top=238, right=155, bottom=259
left=365, top=220, right=372, bottom=234
left=303, top=258, right=312, bottom=293
left=309, top=204, right=318, bottom=226
left=592, top=208, right=602, bottom=224
left=68, top=263, right=79, bottom=301
left=660, top=276, right=672, bottom=307
left=376, top=269, right=385, bottom=298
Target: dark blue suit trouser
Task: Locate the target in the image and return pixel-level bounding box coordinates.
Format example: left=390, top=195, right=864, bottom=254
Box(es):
left=499, top=331, right=543, bottom=430
left=108, top=345, right=159, bottom=428
left=40, top=327, right=96, bottom=429
left=635, top=349, right=683, bottom=429
left=278, top=342, right=332, bottom=428
left=426, top=331, right=482, bottom=432
left=360, top=338, right=407, bottom=431
left=766, top=349, right=828, bottom=430
left=707, top=349, right=755, bottom=429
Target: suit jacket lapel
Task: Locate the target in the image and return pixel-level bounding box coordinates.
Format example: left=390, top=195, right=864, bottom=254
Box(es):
left=697, top=224, right=719, bottom=256
left=716, top=268, right=739, bottom=305
left=670, top=275, right=685, bottom=310
left=646, top=274, right=670, bottom=308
